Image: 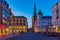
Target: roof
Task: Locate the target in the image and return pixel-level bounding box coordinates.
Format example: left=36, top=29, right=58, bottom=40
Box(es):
left=13, top=16, right=27, bottom=18
left=42, top=16, right=52, bottom=19
left=9, top=16, right=27, bottom=19
left=33, top=2, right=37, bottom=16
left=38, top=10, right=43, bottom=15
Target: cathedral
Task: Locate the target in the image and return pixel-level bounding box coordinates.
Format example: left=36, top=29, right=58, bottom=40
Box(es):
left=32, top=3, right=52, bottom=32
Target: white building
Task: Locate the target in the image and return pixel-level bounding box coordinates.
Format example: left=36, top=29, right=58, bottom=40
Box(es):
left=35, top=10, right=52, bottom=32
left=52, top=0, right=60, bottom=32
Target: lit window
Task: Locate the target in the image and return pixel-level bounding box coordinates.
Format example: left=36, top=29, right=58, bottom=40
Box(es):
left=17, top=26, right=19, bottom=28
left=20, top=30, right=22, bottom=32
left=16, top=30, right=19, bottom=33
left=23, top=30, right=26, bottom=32
left=6, top=28, right=9, bottom=32
left=23, top=26, right=26, bottom=29
left=3, top=20, right=5, bottom=23
left=20, top=26, right=22, bottom=28
left=3, top=15, right=5, bottom=17
left=9, top=26, right=12, bottom=29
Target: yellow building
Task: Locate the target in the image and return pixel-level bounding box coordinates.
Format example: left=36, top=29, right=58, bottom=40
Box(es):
left=8, top=16, right=28, bottom=33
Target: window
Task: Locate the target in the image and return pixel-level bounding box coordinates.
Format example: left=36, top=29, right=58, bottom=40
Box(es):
left=20, top=23, right=22, bottom=26
left=20, top=20, right=22, bottom=22
left=9, top=20, right=11, bottom=22
left=56, top=16, right=59, bottom=19
left=23, top=23, right=25, bottom=26
left=17, top=20, right=18, bottom=22
left=9, top=23, right=11, bottom=25
left=23, top=26, right=26, bottom=29
left=2, top=10, right=6, bottom=17
left=3, top=15, right=5, bottom=17
left=2, top=10, right=10, bottom=18
left=17, top=23, right=19, bottom=25
left=34, top=18, right=36, bottom=20
left=56, top=9, right=59, bottom=14
left=13, top=23, right=15, bottom=26
left=2, top=20, right=5, bottom=23
left=23, top=20, right=25, bottom=23
left=13, top=20, right=15, bottom=22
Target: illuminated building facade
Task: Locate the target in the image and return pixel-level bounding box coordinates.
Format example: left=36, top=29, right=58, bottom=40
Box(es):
left=0, top=0, right=28, bottom=35
left=0, top=0, right=13, bottom=29
left=52, top=0, right=60, bottom=32
left=34, top=10, right=52, bottom=32
left=9, top=16, right=28, bottom=33
left=32, top=2, right=52, bottom=32
left=32, top=3, right=37, bottom=32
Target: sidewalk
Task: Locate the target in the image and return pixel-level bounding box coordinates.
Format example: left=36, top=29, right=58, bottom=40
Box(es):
left=0, top=33, right=20, bottom=40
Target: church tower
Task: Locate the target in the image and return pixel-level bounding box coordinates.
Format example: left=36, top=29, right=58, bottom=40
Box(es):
left=32, top=2, right=37, bottom=32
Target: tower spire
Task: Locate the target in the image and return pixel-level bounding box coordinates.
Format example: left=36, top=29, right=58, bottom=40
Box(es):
left=33, top=0, right=36, bottom=16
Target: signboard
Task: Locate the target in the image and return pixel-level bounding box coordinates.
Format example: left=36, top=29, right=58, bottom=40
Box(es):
left=0, top=24, right=4, bottom=29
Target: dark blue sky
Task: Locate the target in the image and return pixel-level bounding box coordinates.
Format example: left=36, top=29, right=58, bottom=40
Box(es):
left=6, top=0, right=58, bottom=28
